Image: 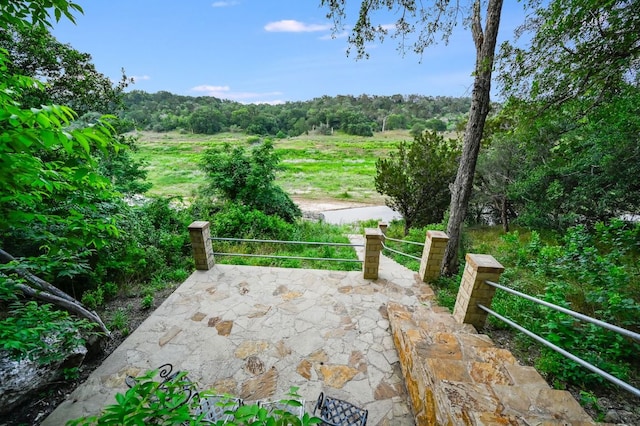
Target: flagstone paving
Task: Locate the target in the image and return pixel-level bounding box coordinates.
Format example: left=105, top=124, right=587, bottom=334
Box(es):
left=44, top=235, right=424, bottom=425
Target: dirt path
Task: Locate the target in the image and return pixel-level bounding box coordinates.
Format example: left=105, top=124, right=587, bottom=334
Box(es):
left=292, top=196, right=381, bottom=213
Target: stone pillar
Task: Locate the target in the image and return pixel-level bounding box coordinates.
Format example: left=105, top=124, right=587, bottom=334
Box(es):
left=453, top=253, right=504, bottom=329
left=418, top=230, right=449, bottom=283
left=378, top=222, right=388, bottom=235
left=363, top=228, right=383, bottom=280
left=188, top=221, right=215, bottom=270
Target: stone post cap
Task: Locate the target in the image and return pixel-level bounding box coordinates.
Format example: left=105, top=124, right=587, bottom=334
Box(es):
left=465, top=253, right=504, bottom=272
left=365, top=228, right=383, bottom=238
left=188, top=221, right=210, bottom=230
left=427, top=230, right=449, bottom=240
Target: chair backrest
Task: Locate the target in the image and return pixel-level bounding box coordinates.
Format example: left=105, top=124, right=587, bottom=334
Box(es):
left=314, top=392, right=368, bottom=426
left=258, top=399, right=305, bottom=420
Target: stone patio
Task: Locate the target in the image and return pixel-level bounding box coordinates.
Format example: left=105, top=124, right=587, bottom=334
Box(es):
left=43, top=235, right=424, bottom=425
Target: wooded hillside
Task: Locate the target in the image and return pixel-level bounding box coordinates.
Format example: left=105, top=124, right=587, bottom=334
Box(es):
left=119, top=91, right=471, bottom=136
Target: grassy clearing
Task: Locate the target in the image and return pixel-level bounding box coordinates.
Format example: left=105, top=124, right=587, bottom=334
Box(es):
left=132, top=130, right=411, bottom=202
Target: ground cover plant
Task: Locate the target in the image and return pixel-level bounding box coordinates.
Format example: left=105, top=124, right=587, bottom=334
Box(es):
left=132, top=130, right=404, bottom=203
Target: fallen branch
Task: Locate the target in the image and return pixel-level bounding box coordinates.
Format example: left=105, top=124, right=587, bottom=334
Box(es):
left=0, top=248, right=111, bottom=336
left=0, top=249, right=78, bottom=303
left=16, top=283, right=111, bottom=336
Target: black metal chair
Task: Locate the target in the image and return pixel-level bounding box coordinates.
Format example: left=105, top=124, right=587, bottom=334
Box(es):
left=257, top=398, right=305, bottom=420
left=196, top=394, right=243, bottom=424
left=314, top=392, right=368, bottom=426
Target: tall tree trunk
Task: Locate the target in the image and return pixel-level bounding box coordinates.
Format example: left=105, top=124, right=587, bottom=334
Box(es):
left=501, top=196, right=509, bottom=233
left=441, top=0, right=504, bottom=275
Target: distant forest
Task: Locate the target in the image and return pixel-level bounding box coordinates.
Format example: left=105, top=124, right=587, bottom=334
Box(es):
left=120, top=91, right=472, bottom=136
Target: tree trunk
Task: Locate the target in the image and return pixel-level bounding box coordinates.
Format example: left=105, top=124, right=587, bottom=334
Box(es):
left=441, top=0, right=504, bottom=275
left=501, top=196, right=509, bottom=233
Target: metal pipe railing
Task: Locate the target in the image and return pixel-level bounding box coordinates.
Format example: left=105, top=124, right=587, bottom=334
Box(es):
left=211, top=237, right=363, bottom=248
left=380, top=241, right=421, bottom=261
left=382, top=235, right=425, bottom=247
left=210, top=237, right=363, bottom=264
left=213, top=252, right=362, bottom=263
left=485, top=280, right=640, bottom=342
left=478, top=303, right=640, bottom=398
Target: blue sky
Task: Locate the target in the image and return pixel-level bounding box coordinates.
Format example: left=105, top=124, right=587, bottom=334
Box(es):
left=52, top=1, right=529, bottom=104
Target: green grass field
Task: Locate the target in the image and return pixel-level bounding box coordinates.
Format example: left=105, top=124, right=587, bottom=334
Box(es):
left=132, top=130, right=414, bottom=203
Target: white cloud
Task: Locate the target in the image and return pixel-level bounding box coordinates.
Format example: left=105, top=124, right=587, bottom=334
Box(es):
left=191, top=85, right=231, bottom=95
left=191, top=85, right=283, bottom=103
left=264, top=20, right=331, bottom=33
left=211, top=1, right=239, bottom=7
left=131, top=75, right=151, bottom=82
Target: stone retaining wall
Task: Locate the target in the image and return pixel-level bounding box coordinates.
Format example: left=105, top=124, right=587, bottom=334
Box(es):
left=387, top=301, right=597, bottom=425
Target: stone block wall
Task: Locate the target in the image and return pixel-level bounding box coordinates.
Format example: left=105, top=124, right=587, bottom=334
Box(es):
left=387, top=301, right=596, bottom=425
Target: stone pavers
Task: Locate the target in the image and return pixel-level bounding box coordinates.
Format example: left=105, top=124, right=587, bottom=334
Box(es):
left=43, top=233, right=595, bottom=425
left=44, top=240, right=421, bottom=425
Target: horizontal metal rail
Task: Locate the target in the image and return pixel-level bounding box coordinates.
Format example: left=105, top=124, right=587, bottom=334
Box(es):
left=485, top=280, right=640, bottom=342
left=213, top=252, right=362, bottom=263
left=478, top=304, right=640, bottom=398
left=380, top=241, right=421, bottom=262
left=382, top=235, right=425, bottom=247
left=211, top=237, right=363, bottom=248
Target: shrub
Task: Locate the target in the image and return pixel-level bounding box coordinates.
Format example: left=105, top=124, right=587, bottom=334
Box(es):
left=0, top=301, right=97, bottom=365
left=494, top=221, right=640, bottom=387
left=209, top=204, right=294, bottom=240
left=69, top=370, right=321, bottom=426
left=200, top=141, right=301, bottom=223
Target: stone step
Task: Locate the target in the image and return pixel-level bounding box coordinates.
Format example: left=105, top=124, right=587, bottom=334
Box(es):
left=387, top=301, right=596, bottom=425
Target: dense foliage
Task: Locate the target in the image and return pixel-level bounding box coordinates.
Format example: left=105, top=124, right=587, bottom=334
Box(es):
left=495, top=222, right=640, bottom=387
left=469, top=0, right=640, bottom=231
left=375, top=130, right=459, bottom=234
left=200, top=140, right=301, bottom=223
left=0, top=22, right=130, bottom=115
left=120, top=90, right=471, bottom=136
left=0, top=0, right=193, bottom=381
left=69, top=370, right=320, bottom=426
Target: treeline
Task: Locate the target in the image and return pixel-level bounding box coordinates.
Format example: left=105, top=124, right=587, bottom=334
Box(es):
left=120, top=91, right=471, bottom=136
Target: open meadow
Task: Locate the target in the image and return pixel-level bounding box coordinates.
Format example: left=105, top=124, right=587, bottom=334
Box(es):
left=132, top=130, right=417, bottom=205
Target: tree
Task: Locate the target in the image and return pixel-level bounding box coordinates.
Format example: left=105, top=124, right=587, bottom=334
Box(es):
left=497, top=0, right=640, bottom=229
left=322, top=0, right=505, bottom=274
left=0, top=0, right=117, bottom=333
left=375, top=131, right=460, bottom=235
left=0, top=23, right=131, bottom=115
left=499, top=0, right=640, bottom=109
left=200, top=140, right=301, bottom=222
left=507, top=87, right=640, bottom=230
left=425, top=118, right=447, bottom=132
left=473, top=129, right=520, bottom=231
left=188, top=106, right=226, bottom=134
